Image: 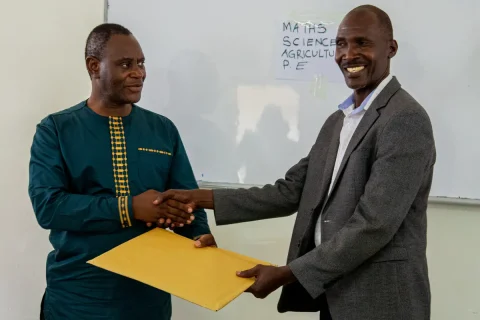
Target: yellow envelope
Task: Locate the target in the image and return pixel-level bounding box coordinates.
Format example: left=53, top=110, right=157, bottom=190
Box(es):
left=87, top=228, right=272, bottom=311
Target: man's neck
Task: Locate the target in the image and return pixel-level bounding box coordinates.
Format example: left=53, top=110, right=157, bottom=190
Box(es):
left=353, top=90, right=372, bottom=108
left=353, top=71, right=390, bottom=107
left=87, top=94, right=132, bottom=117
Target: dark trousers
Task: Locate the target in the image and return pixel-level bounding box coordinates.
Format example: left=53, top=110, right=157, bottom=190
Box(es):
left=319, top=294, right=332, bottom=320
left=39, top=289, right=332, bottom=319
left=40, top=292, right=45, bottom=320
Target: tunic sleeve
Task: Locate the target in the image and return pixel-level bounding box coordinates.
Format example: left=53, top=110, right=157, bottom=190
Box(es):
left=28, top=117, right=135, bottom=233
left=166, top=124, right=211, bottom=239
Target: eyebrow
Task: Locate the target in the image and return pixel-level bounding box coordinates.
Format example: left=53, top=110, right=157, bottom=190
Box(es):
left=335, top=36, right=371, bottom=41
left=114, top=56, right=145, bottom=62
left=354, top=36, right=370, bottom=42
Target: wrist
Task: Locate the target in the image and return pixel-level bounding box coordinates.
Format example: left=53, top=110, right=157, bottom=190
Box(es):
left=279, top=266, right=297, bottom=285
left=131, top=195, right=141, bottom=220
left=193, top=189, right=214, bottom=209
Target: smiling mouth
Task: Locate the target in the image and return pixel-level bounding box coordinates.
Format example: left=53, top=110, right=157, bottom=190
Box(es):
left=346, top=66, right=365, bottom=73
left=127, top=86, right=142, bottom=93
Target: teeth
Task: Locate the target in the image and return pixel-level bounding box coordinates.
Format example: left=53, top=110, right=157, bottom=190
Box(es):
left=346, top=66, right=365, bottom=73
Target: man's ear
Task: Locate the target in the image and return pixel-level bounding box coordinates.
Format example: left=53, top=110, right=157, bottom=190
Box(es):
left=86, top=56, right=101, bottom=79
left=388, top=39, right=398, bottom=59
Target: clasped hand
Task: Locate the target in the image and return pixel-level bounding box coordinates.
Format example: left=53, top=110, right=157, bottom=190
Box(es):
left=132, top=189, right=195, bottom=228
left=132, top=189, right=216, bottom=247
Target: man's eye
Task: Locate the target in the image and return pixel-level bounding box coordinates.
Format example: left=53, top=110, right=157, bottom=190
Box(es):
left=138, top=62, right=145, bottom=67
left=121, top=63, right=129, bottom=68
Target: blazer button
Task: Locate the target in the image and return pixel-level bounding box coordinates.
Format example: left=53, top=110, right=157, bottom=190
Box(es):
left=297, top=240, right=301, bottom=248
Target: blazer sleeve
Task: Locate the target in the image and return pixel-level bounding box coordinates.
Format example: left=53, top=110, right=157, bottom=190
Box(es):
left=212, top=151, right=310, bottom=225
left=287, top=109, right=435, bottom=299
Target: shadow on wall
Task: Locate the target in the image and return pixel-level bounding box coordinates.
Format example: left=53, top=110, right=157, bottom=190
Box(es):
left=234, top=84, right=303, bottom=184
left=236, top=105, right=302, bottom=184
left=162, top=51, right=305, bottom=185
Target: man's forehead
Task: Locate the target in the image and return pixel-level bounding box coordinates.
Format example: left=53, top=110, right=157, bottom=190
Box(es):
left=337, top=25, right=375, bottom=36
left=338, top=10, right=378, bottom=30
left=105, top=34, right=143, bottom=59
left=337, top=16, right=379, bottom=38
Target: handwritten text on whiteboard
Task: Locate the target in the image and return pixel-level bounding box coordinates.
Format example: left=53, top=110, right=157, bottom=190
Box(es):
left=275, top=21, right=343, bottom=82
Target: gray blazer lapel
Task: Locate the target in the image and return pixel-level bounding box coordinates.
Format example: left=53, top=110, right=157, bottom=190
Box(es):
left=314, top=115, right=343, bottom=208
left=326, top=77, right=402, bottom=199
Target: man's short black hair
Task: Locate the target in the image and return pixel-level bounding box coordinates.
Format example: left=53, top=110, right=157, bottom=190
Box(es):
left=84, top=23, right=132, bottom=59
left=350, top=5, right=393, bottom=39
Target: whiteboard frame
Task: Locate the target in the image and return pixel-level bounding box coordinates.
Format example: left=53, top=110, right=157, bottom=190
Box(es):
left=104, top=0, right=108, bottom=22
left=197, top=182, right=480, bottom=206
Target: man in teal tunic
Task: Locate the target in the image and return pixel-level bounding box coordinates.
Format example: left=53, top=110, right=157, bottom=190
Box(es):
left=28, top=23, right=216, bottom=320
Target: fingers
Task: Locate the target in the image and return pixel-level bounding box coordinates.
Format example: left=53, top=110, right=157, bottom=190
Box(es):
left=166, top=199, right=195, bottom=218
left=156, top=218, right=185, bottom=229
left=244, top=279, right=264, bottom=298
left=153, top=190, right=193, bottom=205
left=155, top=199, right=195, bottom=221
left=243, top=279, right=266, bottom=299
left=236, top=265, right=260, bottom=278
left=153, top=197, right=162, bottom=205
left=194, top=234, right=217, bottom=248
left=155, top=218, right=170, bottom=228
left=157, top=218, right=173, bottom=226
left=165, top=221, right=183, bottom=228
left=152, top=202, right=193, bottom=226
left=245, top=284, right=264, bottom=298
left=149, top=218, right=181, bottom=229
left=162, top=212, right=191, bottom=226
left=152, top=190, right=173, bottom=205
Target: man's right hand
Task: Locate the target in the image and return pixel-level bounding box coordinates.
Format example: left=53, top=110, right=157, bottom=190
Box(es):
left=150, top=189, right=214, bottom=227
left=153, top=189, right=214, bottom=212
left=132, top=189, right=195, bottom=226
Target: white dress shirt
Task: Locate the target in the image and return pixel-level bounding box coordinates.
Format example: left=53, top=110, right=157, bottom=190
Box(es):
left=314, top=74, right=394, bottom=246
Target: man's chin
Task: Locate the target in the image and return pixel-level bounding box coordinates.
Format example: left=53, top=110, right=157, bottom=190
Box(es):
left=344, top=78, right=367, bottom=90
left=125, top=93, right=142, bottom=104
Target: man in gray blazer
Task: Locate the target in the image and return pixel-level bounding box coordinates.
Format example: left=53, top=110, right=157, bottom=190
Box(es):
left=157, top=5, right=435, bottom=320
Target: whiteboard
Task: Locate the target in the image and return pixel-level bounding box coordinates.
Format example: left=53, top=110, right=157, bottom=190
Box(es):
left=108, top=0, right=480, bottom=200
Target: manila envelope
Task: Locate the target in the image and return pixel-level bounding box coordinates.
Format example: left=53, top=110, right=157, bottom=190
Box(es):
left=87, top=228, right=273, bottom=311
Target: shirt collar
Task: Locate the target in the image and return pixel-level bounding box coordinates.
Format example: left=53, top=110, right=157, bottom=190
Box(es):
left=339, top=74, right=393, bottom=116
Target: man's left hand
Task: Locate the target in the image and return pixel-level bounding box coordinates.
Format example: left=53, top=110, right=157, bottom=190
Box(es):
left=236, top=265, right=296, bottom=299
left=193, top=234, right=217, bottom=248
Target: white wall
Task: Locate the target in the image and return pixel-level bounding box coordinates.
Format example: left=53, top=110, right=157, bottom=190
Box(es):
left=1, top=1, right=479, bottom=320
left=0, top=1, right=104, bottom=319
left=427, top=204, right=480, bottom=319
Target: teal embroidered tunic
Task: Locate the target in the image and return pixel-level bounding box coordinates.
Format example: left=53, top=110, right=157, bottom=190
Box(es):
left=28, top=100, right=210, bottom=320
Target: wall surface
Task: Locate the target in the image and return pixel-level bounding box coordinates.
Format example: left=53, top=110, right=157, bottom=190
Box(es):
left=0, top=1, right=104, bottom=319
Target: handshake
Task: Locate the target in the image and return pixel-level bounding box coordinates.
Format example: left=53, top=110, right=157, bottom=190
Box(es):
left=131, top=189, right=213, bottom=229
left=132, top=188, right=297, bottom=299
